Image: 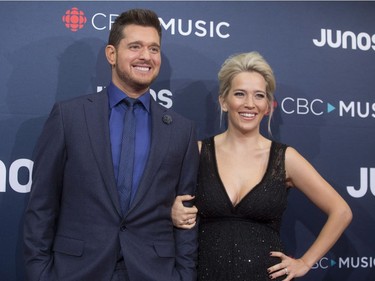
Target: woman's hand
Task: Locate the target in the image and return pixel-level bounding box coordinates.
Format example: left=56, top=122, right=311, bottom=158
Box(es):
left=171, top=195, right=198, bottom=229
left=267, top=252, right=310, bottom=280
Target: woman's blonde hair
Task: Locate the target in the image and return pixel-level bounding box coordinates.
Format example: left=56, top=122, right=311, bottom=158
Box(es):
left=218, top=51, right=276, bottom=134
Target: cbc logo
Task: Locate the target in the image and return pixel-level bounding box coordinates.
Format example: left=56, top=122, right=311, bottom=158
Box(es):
left=281, top=97, right=326, bottom=115
left=312, top=257, right=336, bottom=270
left=62, top=7, right=87, bottom=32
left=62, top=8, right=231, bottom=38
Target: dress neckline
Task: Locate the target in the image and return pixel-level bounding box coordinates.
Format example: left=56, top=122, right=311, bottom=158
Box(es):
left=209, top=137, right=274, bottom=209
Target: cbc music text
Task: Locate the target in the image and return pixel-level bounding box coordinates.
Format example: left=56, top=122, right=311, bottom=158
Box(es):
left=313, top=257, right=375, bottom=269
left=280, top=98, right=375, bottom=118
left=313, top=28, right=375, bottom=51
left=91, top=13, right=230, bottom=38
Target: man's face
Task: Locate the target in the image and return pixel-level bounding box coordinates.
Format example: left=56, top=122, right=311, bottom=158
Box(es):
left=107, top=24, right=161, bottom=97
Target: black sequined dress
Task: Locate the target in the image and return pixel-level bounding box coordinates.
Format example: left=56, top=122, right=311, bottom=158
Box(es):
left=196, top=137, right=289, bottom=281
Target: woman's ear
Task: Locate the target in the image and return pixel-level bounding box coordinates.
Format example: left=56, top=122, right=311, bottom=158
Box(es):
left=265, top=102, right=271, bottom=115
left=265, top=99, right=275, bottom=115
left=219, top=95, right=228, bottom=112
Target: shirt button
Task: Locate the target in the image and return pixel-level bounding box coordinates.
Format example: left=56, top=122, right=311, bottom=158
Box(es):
left=120, top=225, right=126, bottom=232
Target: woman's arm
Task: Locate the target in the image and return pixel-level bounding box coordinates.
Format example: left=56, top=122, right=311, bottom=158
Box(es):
left=171, top=195, right=198, bottom=229
left=268, top=147, right=352, bottom=280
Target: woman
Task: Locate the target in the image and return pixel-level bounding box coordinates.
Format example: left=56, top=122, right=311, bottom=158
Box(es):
left=172, top=52, right=352, bottom=280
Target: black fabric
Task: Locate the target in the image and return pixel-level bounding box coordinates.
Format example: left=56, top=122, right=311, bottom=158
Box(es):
left=196, top=137, right=289, bottom=281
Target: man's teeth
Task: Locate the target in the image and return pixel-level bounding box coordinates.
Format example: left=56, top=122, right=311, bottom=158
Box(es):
left=135, top=66, right=150, bottom=72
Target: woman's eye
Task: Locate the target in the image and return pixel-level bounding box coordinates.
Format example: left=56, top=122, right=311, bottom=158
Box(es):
left=234, top=92, right=245, bottom=97
left=254, top=92, right=266, bottom=99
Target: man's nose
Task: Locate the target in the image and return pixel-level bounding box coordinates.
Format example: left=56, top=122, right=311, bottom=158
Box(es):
left=139, top=47, right=151, bottom=60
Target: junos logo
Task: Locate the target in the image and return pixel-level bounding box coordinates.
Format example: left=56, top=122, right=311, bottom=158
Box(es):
left=97, top=86, right=173, bottom=109
left=313, top=28, right=375, bottom=51
left=347, top=167, right=375, bottom=198
left=280, top=97, right=375, bottom=118
left=62, top=8, right=230, bottom=38
left=149, top=89, right=173, bottom=108
left=0, top=159, right=33, bottom=193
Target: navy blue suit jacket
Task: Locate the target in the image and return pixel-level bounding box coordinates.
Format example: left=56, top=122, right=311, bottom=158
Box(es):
left=24, top=90, right=199, bottom=281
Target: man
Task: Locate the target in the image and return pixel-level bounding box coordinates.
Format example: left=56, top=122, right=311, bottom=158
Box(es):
left=24, top=9, right=199, bottom=281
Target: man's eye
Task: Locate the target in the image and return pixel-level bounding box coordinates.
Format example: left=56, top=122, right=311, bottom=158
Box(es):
left=129, top=45, right=141, bottom=50
left=150, top=47, right=160, bottom=54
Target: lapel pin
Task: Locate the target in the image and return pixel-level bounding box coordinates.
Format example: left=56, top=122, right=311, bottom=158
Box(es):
left=162, top=115, right=172, bottom=125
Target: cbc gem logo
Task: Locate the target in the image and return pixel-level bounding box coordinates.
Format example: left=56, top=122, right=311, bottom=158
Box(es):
left=62, top=7, right=87, bottom=32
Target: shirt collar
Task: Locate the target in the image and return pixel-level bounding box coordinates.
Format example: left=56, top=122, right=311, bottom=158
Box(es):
left=107, top=82, right=151, bottom=113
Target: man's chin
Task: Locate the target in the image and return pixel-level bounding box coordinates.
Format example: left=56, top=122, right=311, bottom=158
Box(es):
left=134, top=77, right=157, bottom=89
left=131, top=81, right=153, bottom=93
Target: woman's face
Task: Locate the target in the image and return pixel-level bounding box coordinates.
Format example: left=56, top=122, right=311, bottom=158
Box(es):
left=220, top=71, right=270, bottom=134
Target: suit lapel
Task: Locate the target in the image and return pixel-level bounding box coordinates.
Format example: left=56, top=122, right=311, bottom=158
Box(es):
left=84, top=91, right=122, bottom=216
left=129, top=101, right=171, bottom=211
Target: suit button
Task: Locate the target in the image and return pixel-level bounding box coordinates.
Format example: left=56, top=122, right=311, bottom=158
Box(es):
left=120, top=225, right=126, bottom=232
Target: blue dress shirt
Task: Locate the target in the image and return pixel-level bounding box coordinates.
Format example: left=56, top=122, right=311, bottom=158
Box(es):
left=108, top=82, right=151, bottom=204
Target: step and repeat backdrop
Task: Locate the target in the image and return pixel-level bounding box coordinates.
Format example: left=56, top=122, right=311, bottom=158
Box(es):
left=0, top=1, right=374, bottom=280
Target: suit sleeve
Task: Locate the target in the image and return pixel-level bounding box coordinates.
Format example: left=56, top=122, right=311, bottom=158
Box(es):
left=174, top=122, right=199, bottom=281
left=23, top=103, right=66, bottom=281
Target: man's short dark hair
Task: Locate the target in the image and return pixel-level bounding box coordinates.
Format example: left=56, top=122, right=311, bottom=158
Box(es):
left=108, top=9, right=162, bottom=48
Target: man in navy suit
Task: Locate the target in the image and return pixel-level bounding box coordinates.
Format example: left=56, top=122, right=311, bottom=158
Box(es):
left=23, top=9, right=199, bottom=281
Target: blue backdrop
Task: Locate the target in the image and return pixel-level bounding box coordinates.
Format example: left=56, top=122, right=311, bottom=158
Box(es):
left=0, top=1, right=374, bottom=280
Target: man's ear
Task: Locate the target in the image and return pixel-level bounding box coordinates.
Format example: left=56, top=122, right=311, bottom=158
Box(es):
left=105, top=45, right=116, bottom=66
